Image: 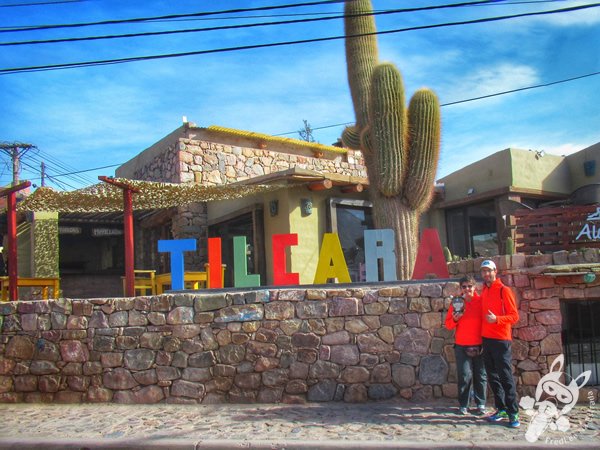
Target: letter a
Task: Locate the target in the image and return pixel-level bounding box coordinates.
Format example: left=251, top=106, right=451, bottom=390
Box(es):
left=412, top=228, right=449, bottom=279
left=364, top=229, right=397, bottom=282
left=313, top=233, right=351, bottom=284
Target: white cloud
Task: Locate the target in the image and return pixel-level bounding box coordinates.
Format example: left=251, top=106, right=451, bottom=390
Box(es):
left=531, top=2, right=600, bottom=27
left=442, top=63, right=538, bottom=107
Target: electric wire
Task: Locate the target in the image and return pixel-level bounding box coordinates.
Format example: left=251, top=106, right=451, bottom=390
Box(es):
left=0, top=0, right=348, bottom=32
left=1, top=2, right=597, bottom=75
left=0, top=0, right=503, bottom=46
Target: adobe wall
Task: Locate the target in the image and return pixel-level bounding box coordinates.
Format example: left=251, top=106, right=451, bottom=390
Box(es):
left=1, top=258, right=598, bottom=404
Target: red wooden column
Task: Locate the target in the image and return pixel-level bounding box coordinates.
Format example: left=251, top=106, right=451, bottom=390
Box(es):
left=99, top=176, right=140, bottom=297
left=0, top=181, right=31, bottom=301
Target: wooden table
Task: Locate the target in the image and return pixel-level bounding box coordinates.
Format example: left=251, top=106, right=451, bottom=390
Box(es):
left=0, top=276, right=60, bottom=301
left=155, top=271, right=209, bottom=294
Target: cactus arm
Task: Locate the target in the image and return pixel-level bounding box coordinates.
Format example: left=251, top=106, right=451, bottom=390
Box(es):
left=404, top=88, right=441, bottom=211
left=344, top=0, right=378, bottom=131
left=368, top=63, right=408, bottom=197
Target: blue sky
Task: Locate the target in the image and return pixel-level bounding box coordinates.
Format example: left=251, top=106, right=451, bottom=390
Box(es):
left=0, top=0, right=599, bottom=190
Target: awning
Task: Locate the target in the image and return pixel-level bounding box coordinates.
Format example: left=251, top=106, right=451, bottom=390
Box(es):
left=17, top=179, right=281, bottom=213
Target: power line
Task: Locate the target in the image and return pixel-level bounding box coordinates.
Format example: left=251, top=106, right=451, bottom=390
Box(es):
left=274, top=70, right=600, bottom=136
left=2, top=2, right=598, bottom=75
left=0, top=0, right=88, bottom=7
left=0, top=0, right=347, bottom=32
left=0, top=0, right=502, bottom=46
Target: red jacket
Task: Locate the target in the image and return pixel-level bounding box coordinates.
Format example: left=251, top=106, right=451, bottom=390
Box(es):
left=444, top=292, right=482, bottom=346
left=480, top=278, right=519, bottom=340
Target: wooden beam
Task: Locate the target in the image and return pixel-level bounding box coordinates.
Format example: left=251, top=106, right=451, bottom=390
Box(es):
left=341, top=184, right=364, bottom=193
left=308, top=179, right=333, bottom=191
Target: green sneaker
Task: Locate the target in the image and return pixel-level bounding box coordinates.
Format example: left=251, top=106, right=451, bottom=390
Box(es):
left=508, top=413, right=520, bottom=428
left=486, top=410, right=508, bottom=422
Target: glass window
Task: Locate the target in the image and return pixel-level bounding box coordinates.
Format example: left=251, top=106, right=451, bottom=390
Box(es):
left=446, top=201, right=498, bottom=257
left=328, top=198, right=373, bottom=282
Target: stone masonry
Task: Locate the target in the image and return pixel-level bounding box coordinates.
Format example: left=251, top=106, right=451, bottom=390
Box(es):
left=1, top=254, right=599, bottom=404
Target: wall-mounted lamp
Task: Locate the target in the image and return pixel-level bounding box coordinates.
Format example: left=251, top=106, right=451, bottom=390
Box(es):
left=269, top=199, right=279, bottom=217
left=467, top=187, right=475, bottom=196
left=301, top=198, right=313, bottom=216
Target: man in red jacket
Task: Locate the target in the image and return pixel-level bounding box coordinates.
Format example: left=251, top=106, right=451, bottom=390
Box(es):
left=480, top=259, right=520, bottom=428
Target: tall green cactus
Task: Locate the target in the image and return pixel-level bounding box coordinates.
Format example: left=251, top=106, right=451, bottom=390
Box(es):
left=343, top=0, right=441, bottom=279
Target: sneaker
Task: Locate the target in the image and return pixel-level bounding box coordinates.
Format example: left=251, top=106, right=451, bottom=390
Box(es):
left=459, top=407, right=468, bottom=415
left=486, top=410, right=508, bottom=422
left=476, top=405, right=487, bottom=415
left=508, top=413, right=520, bottom=428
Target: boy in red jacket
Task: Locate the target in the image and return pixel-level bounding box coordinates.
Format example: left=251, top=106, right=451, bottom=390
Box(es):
left=444, top=275, right=487, bottom=415
left=480, top=260, right=520, bottom=428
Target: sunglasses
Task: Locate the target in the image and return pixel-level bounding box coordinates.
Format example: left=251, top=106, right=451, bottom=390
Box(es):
left=461, top=285, right=474, bottom=289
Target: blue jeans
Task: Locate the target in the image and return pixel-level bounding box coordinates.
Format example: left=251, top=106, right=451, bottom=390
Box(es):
left=482, top=337, right=519, bottom=415
left=454, top=345, right=487, bottom=408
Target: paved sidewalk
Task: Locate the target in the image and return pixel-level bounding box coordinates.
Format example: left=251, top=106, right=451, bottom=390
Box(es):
left=0, top=400, right=598, bottom=449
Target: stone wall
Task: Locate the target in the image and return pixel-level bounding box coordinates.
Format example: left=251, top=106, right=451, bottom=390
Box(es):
left=0, top=283, right=460, bottom=404
left=1, top=260, right=598, bottom=404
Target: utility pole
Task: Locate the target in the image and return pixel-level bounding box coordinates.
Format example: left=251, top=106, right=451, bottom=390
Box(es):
left=0, top=142, right=37, bottom=186
left=41, top=161, right=46, bottom=187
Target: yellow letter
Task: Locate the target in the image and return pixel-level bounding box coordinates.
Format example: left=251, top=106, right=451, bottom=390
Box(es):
left=313, top=233, right=351, bottom=284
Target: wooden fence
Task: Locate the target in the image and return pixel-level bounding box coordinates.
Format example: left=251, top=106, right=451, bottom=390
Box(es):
left=513, top=204, right=600, bottom=254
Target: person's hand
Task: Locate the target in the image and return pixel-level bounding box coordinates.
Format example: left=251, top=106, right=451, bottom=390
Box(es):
left=486, top=309, right=497, bottom=323
left=452, top=311, right=463, bottom=322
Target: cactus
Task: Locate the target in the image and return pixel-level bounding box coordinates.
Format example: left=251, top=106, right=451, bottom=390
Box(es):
left=505, top=237, right=515, bottom=255
left=443, top=247, right=453, bottom=263
left=342, top=0, right=441, bottom=279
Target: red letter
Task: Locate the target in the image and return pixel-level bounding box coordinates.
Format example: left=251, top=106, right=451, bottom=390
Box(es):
left=412, top=228, right=449, bottom=279
left=207, top=237, right=223, bottom=288
left=272, top=234, right=299, bottom=285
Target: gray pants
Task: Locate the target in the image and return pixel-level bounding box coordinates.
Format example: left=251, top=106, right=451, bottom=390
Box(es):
left=454, top=345, right=487, bottom=408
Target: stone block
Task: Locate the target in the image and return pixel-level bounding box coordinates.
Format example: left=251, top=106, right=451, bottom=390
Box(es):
left=329, top=345, right=360, bottom=365
left=189, top=351, right=216, bottom=368
left=134, top=385, right=164, bottom=403
left=419, top=355, right=449, bottom=385
left=394, top=328, right=431, bottom=354
left=307, top=379, right=337, bottom=402
left=408, top=297, right=431, bottom=313
left=392, top=364, right=415, bottom=388
left=87, top=387, right=113, bottom=403
left=534, top=310, right=562, bottom=325
left=6, top=335, right=35, bottom=360
left=322, top=331, right=350, bottom=345
left=60, top=340, right=89, bottom=362
left=14, top=375, right=38, bottom=392
left=219, top=344, right=245, bottom=364
left=182, top=367, right=211, bottom=382
left=291, top=332, right=320, bottom=348
left=329, top=297, right=362, bottom=316
left=540, top=333, right=563, bottom=355
left=357, top=333, right=392, bottom=354
left=344, top=384, right=368, bottom=403
left=296, top=301, right=328, bottom=319
left=309, top=360, right=340, bottom=379
left=29, top=360, right=59, bottom=375
left=133, top=369, right=158, bottom=385
left=103, top=368, right=138, bottom=390
left=264, top=302, right=295, bottom=320
left=371, top=363, right=392, bottom=383
left=215, top=304, right=264, bottom=323
left=368, top=384, right=397, bottom=400
left=171, top=380, right=205, bottom=399
left=124, top=349, right=155, bottom=371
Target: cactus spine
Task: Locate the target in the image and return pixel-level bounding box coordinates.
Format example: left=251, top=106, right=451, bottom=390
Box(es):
left=343, top=0, right=441, bottom=279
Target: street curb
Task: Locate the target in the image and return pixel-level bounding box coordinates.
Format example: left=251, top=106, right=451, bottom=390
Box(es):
left=0, top=439, right=599, bottom=450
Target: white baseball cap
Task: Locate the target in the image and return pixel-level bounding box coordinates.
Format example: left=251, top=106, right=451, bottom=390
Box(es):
left=480, top=260, right=496, bottom=271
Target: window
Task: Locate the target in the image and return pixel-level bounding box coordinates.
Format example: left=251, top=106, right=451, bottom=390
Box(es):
left=208, top=205, right=265, bottom=287
left=328, top=198, right=373, bottom=282
left=445, top=201, right=498, bottom=257
left=561, top=299, right=600, bottom=386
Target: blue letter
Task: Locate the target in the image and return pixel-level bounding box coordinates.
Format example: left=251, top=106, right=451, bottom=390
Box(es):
left=158, top=239, right=196, bottom=290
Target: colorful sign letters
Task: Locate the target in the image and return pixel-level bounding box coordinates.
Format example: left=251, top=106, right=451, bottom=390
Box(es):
left=158, top=228, right=448, bottom=290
